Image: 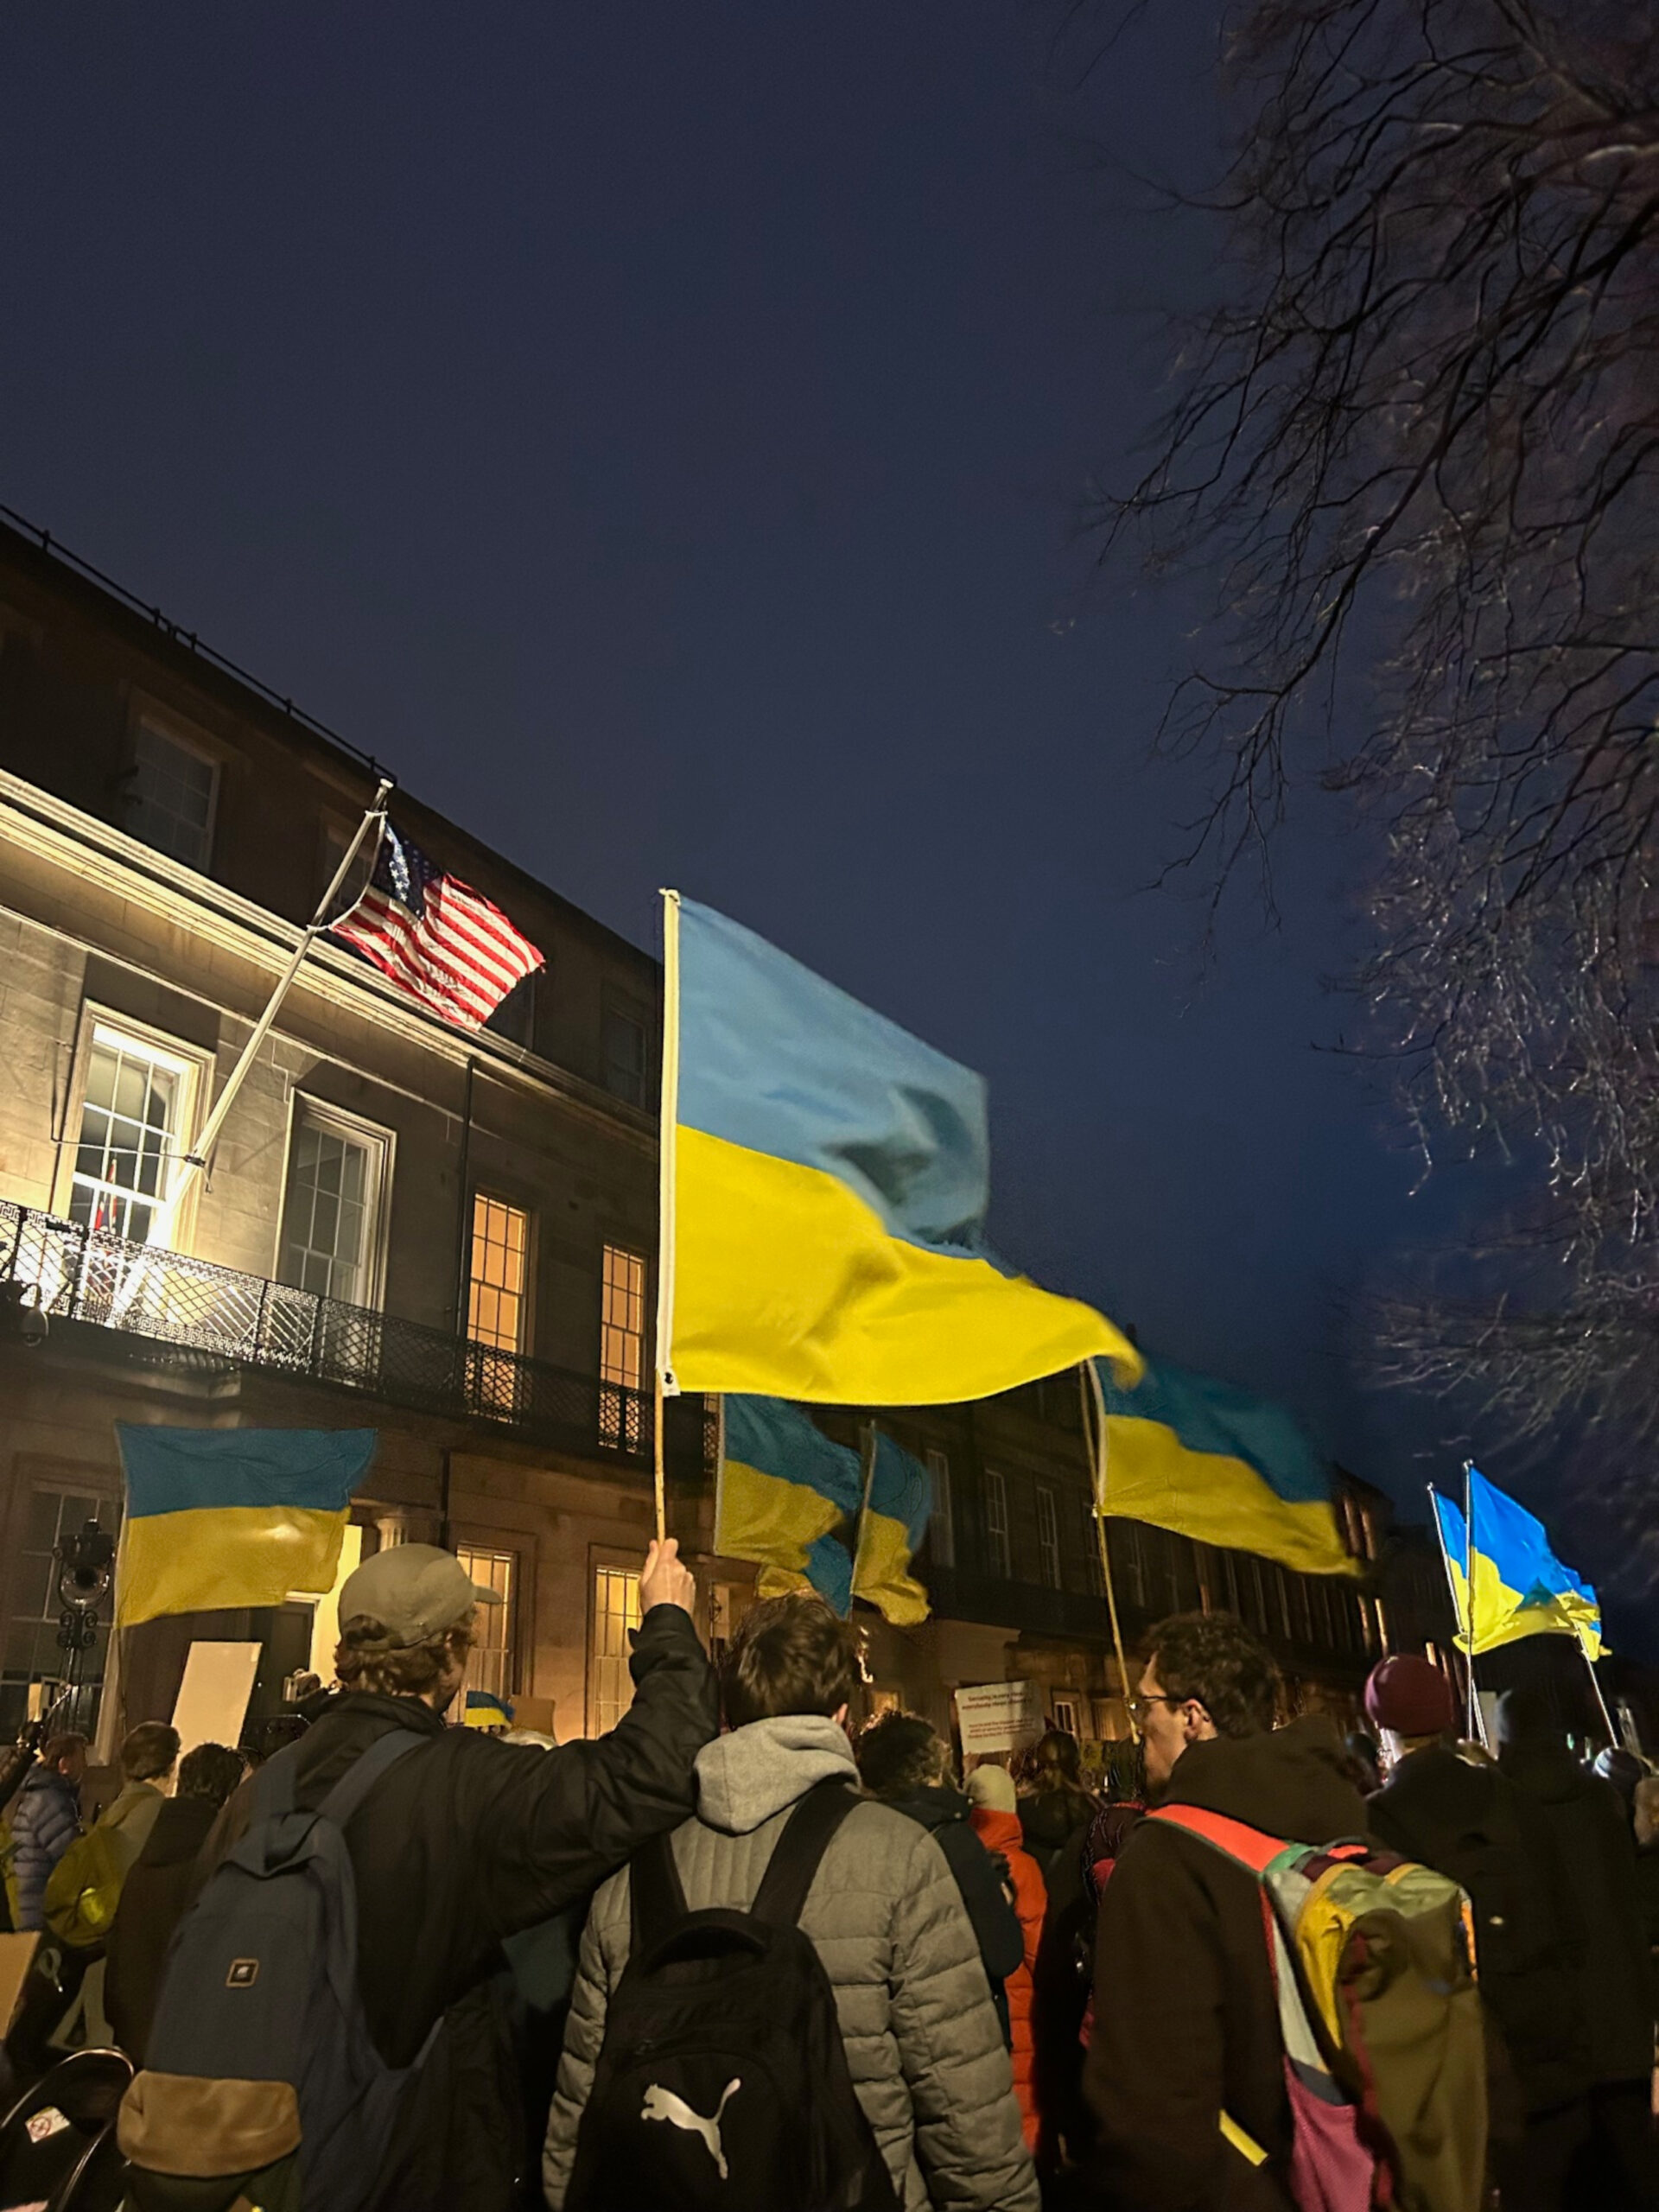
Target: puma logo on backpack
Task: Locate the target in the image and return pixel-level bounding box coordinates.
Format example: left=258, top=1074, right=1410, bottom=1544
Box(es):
left=643, top=2080, right=741, bottom=2179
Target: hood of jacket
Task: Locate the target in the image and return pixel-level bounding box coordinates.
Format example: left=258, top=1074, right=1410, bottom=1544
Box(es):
left=1498, top=1738, right=1598, bottom=1807
left=693, top=1714, right=856, bottom=1835
left=104, top=1779, right=164, bottom=1829
left=969, top=1804, right=1025, bottom=1858
left=137, top=1792, right=221, bottom=1871
left=1160, top=1714, right=1368, bottom=1844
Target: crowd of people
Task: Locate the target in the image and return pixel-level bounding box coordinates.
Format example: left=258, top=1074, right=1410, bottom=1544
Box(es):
left=0, top=1539, right=1654, bottom=2212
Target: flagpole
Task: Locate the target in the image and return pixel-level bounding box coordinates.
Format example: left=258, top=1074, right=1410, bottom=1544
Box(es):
left=1460, top=1461, right=1490, bottom=1746
left=652, top=891, right=683, bottom=1545
left=849, top=1421, right=879, bottom=1618
left=167, top=778, right=393, bottom=1226
left=1428, top=1481, right=1485, bottom=1749
left=1577, top=1625, right=1619, bottom=1747
left=1084, top=1361, right=1139, bottom=1744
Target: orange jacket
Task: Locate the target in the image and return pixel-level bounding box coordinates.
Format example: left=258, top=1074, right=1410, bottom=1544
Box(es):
left=970, top=1803, right=1048, bottom=2146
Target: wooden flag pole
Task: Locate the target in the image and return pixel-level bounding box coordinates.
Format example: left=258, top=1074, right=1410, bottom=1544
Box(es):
left=1083, top=1361, right=1139, bottom=1742
left=1460, top=1461, right=1491, bottom=1748
left=167, top=778, right=393, bottom=1225
left=651, top=891, right=683, bottom=1545
left=1428, top=1480, right=1487, bottom=1749
left=1578, top=1625, right=1620, bottom=1747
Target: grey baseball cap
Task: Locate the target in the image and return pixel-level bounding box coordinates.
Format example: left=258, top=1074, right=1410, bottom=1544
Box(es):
left=337, top=1543, right=504, bottom=1647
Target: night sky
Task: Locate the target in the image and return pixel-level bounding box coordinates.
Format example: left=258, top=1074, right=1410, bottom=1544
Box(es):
left=4, top=10, right=1627, bottom=1631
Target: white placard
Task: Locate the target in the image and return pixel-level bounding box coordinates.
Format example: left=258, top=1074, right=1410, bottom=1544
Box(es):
left=953, top=1679, right=1046, bottom=1757
left=170, top=1641, right=262, bottom=1759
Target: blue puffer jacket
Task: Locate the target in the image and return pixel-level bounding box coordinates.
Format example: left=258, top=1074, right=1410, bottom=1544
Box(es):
left=10, top=1767, right=81, bottom=1932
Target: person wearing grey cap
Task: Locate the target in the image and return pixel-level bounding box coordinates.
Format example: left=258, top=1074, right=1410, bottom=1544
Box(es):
left=189, top=1533, right=715, bottom=2212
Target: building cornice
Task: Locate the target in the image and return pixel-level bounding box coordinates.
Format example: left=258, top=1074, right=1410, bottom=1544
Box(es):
left=0, top=766, right=658, bottom=1153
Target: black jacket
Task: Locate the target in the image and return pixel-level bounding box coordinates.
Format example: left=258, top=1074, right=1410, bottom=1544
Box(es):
left=1368, top=1745, right=1591, bottom=2116
left=106, top=1791, right=222, bottom=2064
left=1497, top=1736, right=1656, bottom=2087
left=878, top=1781, right=1026, bottom=1995
left=1084, top=1719, right=1368, bottom=2212
left=199, top=1603, right=718, bottom=2211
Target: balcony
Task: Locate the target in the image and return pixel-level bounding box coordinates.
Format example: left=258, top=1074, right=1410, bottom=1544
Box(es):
left=0, top=1198, right=708, bottom=1476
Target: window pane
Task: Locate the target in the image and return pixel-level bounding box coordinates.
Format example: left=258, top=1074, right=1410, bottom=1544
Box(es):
left=279, top=1114, right=378, bottom=1304
left=455, top=1546, right=514, bottom=1700
left=601, top=1002, right=647, bottom=1107
left=590, top=1566, right=642, bottom=1733
left=71, top=1033, right=187, bottom=1247
left=128, top=722, right=216, bottom=870
left=599, top=1245, right=646, bottom=1449
left=926, top=1450, right=954, bottom=1570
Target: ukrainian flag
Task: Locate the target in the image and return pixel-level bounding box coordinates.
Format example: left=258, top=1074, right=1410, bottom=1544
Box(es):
left=851, top=1428, right=931, bottom=1627
left=716, top=1395, right=863, bottom=1616
left=1092, top=1357, right=1361, bottom=1578
left=116, top=1426, right=376, bottom=1629
left=660, top=896, right=1141, bottom=1404
left=1432, top=1472, right=1603, bottom=1660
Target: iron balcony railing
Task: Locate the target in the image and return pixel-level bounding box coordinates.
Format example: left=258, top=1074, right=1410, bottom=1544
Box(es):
left=0, top=1198, right=703, bottom=1474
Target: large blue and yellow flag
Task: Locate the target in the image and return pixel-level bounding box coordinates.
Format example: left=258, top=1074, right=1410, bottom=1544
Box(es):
left=115, top=1426, right=376, bottom=1628
left=661, top=896, right=1141, bottom=1404
left=1092, top=1357, right=1360, bottom=1578
left=716, top=1395, right=863, bottom=1615
left=852, top=1429, right=931, bottom=1627
left=1432, top=1472, right=1603, bottom=1660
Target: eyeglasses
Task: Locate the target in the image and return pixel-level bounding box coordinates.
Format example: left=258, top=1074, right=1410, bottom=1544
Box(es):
left=1128, top=1694, right=1196, bottom=1724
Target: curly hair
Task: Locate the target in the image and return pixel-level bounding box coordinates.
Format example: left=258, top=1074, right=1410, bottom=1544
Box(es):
left=855, top=1711, right=949, bottom=1796
left=334, top=1608, right=475, bottom=1699
left=1147, top=1611, right=1279, bottom=1738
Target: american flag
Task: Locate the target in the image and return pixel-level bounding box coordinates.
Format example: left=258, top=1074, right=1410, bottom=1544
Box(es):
left=330, top=823, right=543, bottom=1031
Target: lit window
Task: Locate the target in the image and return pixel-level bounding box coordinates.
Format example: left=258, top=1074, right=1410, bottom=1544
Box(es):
left=468, top=1196, right=529, bottom=1354
left=599, top=1244, right=646, bottom=1449
left=1035, top=1485, right=1061, bottom=1589
left=984, top=1469, right=1011, bottom=1580
left=278, top=1106, right=388, bottom=1306
left=589, top=1564, right=642, bottom=1734
left=1052, top=1694, right=1080, bottom=1739
left=127, top=721, right=217, bottom=870
left=601, top=998, right=648, bottom=1108
left=456, top=1546, right=515, bottom=1701
left=70, top=1026, right=193, bottom=1245
left=926, top=1449, right=955, bottom=1569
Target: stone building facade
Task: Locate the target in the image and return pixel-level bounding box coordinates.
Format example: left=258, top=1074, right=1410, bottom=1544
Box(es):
left=0, top=515, right=1454, bottom=1763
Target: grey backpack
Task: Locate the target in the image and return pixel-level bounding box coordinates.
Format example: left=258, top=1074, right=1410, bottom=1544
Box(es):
left=118, top=1727, right=429, bottom=2212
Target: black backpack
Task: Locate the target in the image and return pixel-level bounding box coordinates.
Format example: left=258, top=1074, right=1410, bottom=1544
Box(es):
left=118, top=1727, right=430, bottom=2212
left=565, top=1779, right=899, bottom=2212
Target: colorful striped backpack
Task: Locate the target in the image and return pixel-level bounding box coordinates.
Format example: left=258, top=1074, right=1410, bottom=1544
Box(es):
left=1149, top=1806, right=1487, bottom=2212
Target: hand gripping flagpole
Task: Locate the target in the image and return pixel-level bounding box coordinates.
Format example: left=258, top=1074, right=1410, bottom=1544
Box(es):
left=652, top=891, right=684, bottom=1545
left=1083, top=1361, right=1139, bottom=1744
left=165, top=778, right=394, bottom=1226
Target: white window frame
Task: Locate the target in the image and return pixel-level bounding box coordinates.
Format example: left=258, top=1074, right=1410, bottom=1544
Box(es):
left=984, top=1468, right=1011, bottom=1580
left=588, top=1555, right=644, bottom=1737
left=1035, top=1484, right=1062, bottom=1589
left=53, top=1005, right=212, bottom=1255
left=274, top=1094, right=395, bottom=1311
left=454, top=1540, right=520, bottom=1701
left=926, top=1448, right=955, bottom=1569
left=124, top=712, right=221, bottom=874
left=1051, top=1694, right=1081, bottom=1739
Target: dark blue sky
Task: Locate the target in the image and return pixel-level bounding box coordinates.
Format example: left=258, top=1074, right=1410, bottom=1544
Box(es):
left=3, top=8, right=1583, bottom=1591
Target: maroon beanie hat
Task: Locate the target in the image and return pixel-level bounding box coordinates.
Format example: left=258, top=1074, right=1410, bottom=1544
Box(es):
left=1364, top=1656, right=1455, bottom=1738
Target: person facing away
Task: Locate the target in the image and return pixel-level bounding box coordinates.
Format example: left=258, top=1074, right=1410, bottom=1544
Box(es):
left=105, top=1739, right=245, bottom=2064
left=966, top=1764, right=1046, bottom=2152
left=1082, top=1611, right=1368, bottom=2212
left=1496, top=1687, right=1659, bottom=2212
left=543, top=1591, right=1039, bottom=2212
left=1016, top=1731, right=1098, bottom=1882
left=188, top=1536, right=718, bottom=2212
left=855, top=1708, right=1027, bottom=2044
left=9, top=1731, right=86, bottom=1932
left=101, top=1721, right=181, bottom=1870
left=1363, top=1657, right=1592, bottom=2211
left=1633, top=1777, right=1659, bottom=1958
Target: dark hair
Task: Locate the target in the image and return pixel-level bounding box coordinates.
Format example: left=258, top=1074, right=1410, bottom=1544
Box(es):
left=719, top=1592, right=856, bottom=1728
left=1147, top=1611, right=1279, bottom=1738
left=334, top=1609, right=475, bottom=1699
left=1496, top=1686, right=1558, bottom=1750
left=121, top=1721, right=181, bottom=1783
left=855, top=1711, right=948, bottom=1796
left=178, top=1741, right=245, bottom=1809
left=41, top=1732, right=87, bottom=1773
left=1033, top=1729, right=1084, bottom=1785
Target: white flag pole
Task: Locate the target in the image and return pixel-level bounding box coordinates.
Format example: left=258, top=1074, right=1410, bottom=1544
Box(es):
left=166, top=777, right=393, bottom=1224
left=652, top=889, right=683, bottom=1544
left=1084, top=1359, right=1139, bottom=1743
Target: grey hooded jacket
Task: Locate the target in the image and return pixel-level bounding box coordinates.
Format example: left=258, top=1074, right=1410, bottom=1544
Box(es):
left=543, top=1714, right=1038, bottom=2212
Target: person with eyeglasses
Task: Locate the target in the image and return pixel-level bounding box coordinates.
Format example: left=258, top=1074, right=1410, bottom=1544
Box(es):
left=1072, top=1611, right=1367, bottom=2211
